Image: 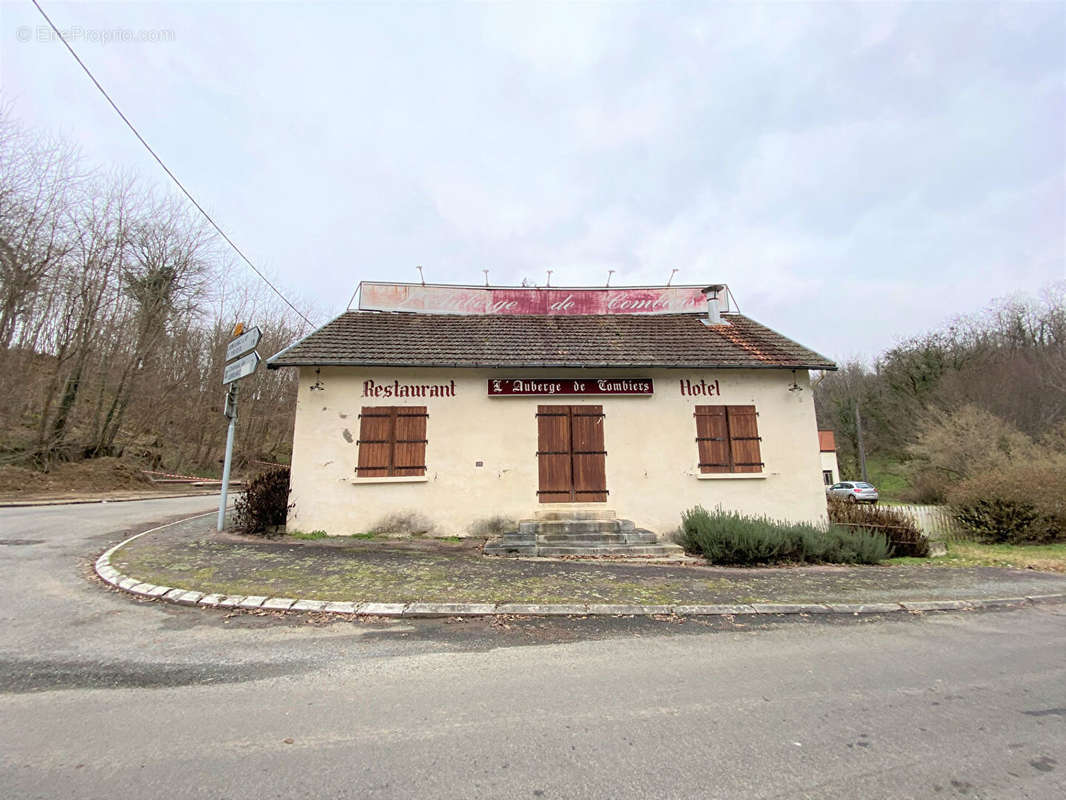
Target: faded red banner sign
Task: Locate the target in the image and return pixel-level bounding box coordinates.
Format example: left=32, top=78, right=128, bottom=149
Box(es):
left=360, top=283, right=723, bottom=316
left=488, top=378, right=654, bottom=396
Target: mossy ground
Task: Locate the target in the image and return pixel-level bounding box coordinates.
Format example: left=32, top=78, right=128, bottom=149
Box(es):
left=888, top=541, right=1066, bottom=573
left=108, top=522, right=1066, bottom=606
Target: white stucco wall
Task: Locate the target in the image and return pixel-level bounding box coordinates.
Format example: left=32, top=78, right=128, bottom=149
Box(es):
left=820, top=451, right=840, bottom=484
left=286, top=366, right=828, bottom=536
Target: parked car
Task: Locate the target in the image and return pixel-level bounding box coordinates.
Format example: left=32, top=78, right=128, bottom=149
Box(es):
left=826, top=481, right=879, bottom=504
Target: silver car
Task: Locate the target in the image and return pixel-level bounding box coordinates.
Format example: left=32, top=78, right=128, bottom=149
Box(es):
left=827, top=481, right=879, bottom=504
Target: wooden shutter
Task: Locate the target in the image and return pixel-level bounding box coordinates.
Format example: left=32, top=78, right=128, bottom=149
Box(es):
left=393, top=407, right=428, bottom=477
left=695, top=405, right=763, bottom=473
left=695, top=406, right=730, bottom=473
left=570, top=405, right=607, bottom=501
left=357, top=407, right=393, bottom=477
left=726, top=405, right=763, bottom=473
left=357, top=406, right=428, bottom=477
left=537, top=405, right=572, bottom=503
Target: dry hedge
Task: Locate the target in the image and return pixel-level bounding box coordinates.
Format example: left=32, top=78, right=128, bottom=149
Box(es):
left=947, top=456, right=1066, bottom=543
left=826, top=498, right=930, bottom=557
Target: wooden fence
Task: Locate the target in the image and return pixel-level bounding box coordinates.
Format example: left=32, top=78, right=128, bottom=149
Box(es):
left=880, top=504, right=962, bottom=542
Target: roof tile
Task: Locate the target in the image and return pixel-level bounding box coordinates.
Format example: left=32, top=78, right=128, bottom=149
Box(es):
left=267, top=312, right=836, bottom=371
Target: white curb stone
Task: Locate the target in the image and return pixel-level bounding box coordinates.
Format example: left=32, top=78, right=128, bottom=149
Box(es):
left=163, top=588, right=186, bottom=601
left=129, top=583, right=157, bottom=596
left=175, top=591, right=204, bottom=606
left=638, top=605, right=676, bottom=615
left=495, top=604, right=588, bottom=615
left=291, top=600, right=328, bottom=612
left=322, top=601, right=359, bottom=614
left=1027, top=593, right=1066, bottom=604
left=261, top=598, right=296, bottom=611
left=216, top=595, right=246, bottom=608
left=585, top=604, right=649, bottom=615
left=751, top=603, right=831, bottom=614
left=146, top=585, right=172, bottom=597
left=672, top=604, right=757, bottom=616
left=118, top=577, right=139, bottom=591
left=358, top=602, right=406, bottom=616
left=198, top=593, right=226, bottom=606
left=900, top=600, right=972, bottom=612
left=238, top=596, right=267, bottom=609
left=973, top=597, right=1027, bottom=608
left=403, top=603, right=497, bottom=616
left=825, top=603, right=904, bottom=614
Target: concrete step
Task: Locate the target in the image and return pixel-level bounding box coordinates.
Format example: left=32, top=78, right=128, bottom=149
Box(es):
left=485, top=513, right=680, bottom=559
left=536, top=531, right=659, bottom=545
left=523, top=520, right=634, bottom=535
left=534, top=509, right=617, bottom=521
left=535, top=544, right=686, bottom=557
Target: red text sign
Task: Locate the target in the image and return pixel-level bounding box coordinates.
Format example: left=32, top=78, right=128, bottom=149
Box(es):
left=488, top=378, right=653, bottom=396
left=362, top=379, right=456, bottom=398
left=360, top=283, right=726, bottom=316
left=679, top=378, right=721, bottom=396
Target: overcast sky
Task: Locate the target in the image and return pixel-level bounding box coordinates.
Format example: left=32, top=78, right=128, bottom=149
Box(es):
left=2, top=1, right=1064, bottom=362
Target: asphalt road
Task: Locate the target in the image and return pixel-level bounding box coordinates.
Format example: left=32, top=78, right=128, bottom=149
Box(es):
left=1, top=498, right=1064, bottom=799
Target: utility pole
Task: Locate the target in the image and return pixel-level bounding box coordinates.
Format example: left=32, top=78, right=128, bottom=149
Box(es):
left=218, top=384, right=238, bottom=531
left=854, top=400, right=868, bottom=482
left=218, top=324, right=262, bottom=531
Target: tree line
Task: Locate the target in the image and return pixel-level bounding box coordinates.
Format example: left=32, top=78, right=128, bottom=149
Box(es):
left=0, top=109, right=313, bottom=475
left=814, top=283, right=1066, bottom=502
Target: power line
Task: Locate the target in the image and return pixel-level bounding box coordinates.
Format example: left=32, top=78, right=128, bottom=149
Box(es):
left=30, top=0, right=315, bottom=331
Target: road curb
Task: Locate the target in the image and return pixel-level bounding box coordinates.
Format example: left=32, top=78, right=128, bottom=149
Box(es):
left=3, top=491, right=226, bottom=508
left=94, top=516, right=1066, bottom=619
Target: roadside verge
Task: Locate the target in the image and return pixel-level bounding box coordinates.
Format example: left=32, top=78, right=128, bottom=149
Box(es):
left=95, top=514, right=1066, bottom=618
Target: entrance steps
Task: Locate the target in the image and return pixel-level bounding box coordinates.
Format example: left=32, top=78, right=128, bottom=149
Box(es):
left=484, top=509, right=685, bottom=559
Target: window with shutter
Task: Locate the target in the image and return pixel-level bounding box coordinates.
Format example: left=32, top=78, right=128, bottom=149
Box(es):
left=357, top=406, right=428, bottom=477
left=694, top=405, right=763, bottom=474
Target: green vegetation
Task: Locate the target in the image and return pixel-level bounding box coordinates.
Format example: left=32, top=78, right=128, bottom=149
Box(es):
left=888, top=542, right=1066, bottom=573
left=947, top=452, right=1066, bottom=544
left=287, top=531, right=377, bottom=540
left=287, top=530, right=329, bottom=540
left=815, top=286, right=1065, bottom=506
left=678, top=507, right=891, bottom=565
left=826, top=498, right=929, bottom=557
left=861, top=456, right=909, bottom=502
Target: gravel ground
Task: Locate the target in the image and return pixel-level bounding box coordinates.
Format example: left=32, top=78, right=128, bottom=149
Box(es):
left=110, top=518, right=1066, bottom=605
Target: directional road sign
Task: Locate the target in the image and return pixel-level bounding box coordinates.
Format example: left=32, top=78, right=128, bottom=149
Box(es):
left=226, top=326, right=262, bottom=362
left=223, top=350, right=261, bottom=385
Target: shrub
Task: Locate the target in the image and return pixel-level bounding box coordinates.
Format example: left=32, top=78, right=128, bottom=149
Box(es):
left=899, top=470, right=948, bottom=505
left=827, top=498, right=930, bottom=557
left=948, top=455, right=1066, bottom=543
left=952, top=499, right=1040, bottom=544
left=233, top=467, right=291, bottom=534
left=678, top=506, right=890, bottom=565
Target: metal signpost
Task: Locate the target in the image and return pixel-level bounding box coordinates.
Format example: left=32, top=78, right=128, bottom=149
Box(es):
left=218, top=326, right=261, bottom=531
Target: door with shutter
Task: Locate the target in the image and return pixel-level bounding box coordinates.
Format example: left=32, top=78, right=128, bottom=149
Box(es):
left=536, top=405, right=607, bottom=502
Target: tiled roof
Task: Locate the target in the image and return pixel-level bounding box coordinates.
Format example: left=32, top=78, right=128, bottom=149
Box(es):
left=818, top=430, right=837, bottom=452
left=267, top=312, right=836, bottom=371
